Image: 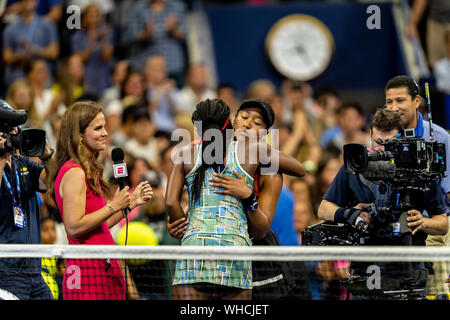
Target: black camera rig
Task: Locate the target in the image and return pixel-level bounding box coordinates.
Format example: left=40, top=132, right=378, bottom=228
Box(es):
left=302, top=83, right=445, bottom=299
left=302, top=221, right=369, bottom=246
left=0, top=102, right=47, bottom=157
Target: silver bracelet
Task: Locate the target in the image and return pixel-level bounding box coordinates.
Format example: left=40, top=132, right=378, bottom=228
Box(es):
left=106, top=203, right=115, bottom=215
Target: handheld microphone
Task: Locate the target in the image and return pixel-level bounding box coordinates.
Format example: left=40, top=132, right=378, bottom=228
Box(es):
left=111, top=147, right=129, bottom=216
left=111, top=147, right=130, bottom=298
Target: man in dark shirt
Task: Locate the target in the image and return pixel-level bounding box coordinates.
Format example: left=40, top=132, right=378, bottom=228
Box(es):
left=318, top=108, right=448, bottom=297
left=0, top=100, right=54, bottom=300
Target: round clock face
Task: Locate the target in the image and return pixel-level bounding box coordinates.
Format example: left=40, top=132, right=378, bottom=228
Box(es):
left=266, top=14, right=334, bottom=81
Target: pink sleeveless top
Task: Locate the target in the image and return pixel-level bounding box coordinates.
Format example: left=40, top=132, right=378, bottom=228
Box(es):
left=55, top=160, right=125, bottom=300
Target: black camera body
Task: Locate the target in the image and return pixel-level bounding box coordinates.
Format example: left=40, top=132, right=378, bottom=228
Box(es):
left=344, top=133, right=446, bottom=235
left=302, top=221, right=369, bottom=246
left=303, top=133, right=447, bottom=247
left=0, top=108, right=47, bottom=157
left=344, top=133, right=446, bottom=188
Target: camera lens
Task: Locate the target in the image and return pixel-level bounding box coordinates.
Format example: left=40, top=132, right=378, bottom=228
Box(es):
left=344, top=144, right=368, bottom=172
left=22, top=135, right=38, bottom=154
left=19, top=129, right=46, bottom=157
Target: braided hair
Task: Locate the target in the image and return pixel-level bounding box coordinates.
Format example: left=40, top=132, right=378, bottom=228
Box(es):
left=191, top=98, right=232, bottom=203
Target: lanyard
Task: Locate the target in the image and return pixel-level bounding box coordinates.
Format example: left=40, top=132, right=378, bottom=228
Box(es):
left=2, top=169, right=21, bottom=206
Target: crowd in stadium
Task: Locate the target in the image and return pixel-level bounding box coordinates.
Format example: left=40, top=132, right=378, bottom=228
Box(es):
left=0, top=0, right=449, bottom=301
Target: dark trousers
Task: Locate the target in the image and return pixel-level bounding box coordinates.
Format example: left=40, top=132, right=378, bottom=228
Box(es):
left=0, top=270, right=54, bottom=300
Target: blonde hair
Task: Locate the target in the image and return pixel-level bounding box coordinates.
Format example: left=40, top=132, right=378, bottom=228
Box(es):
left=6, top=79, right=39, bottom=126
left=246, top=79, right=277, bottom=100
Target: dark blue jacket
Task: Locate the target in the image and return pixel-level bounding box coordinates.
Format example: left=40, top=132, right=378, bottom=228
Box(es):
left=0, top=156, right=44, bottom=273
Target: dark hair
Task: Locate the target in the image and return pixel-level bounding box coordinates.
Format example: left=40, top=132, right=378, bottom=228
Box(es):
left=236, top=99, right=275, bottom=128
left=125, top=154, right=151, bottom=186
left=76, top=91, right=100, bottom=103
left=23, top=58, right=47, bottom=76
left=288, top=79, right=305, bottom=90
left=120, top=69, right=145, bottom=99
left=313, top=151, right=341, bottom=206
left=131, top=106, right=151, bottom=122
left=369, top=108, right=404, bottom=133
left=335, top=101, right=364, bottom=116
left=191, top=98, right=232, bottom=203
left=313, top=85, right=339, bottom=101
left=385, top=75, right=420, bottom=100
left=217, top=82, right=236, bottom=92
left=121, top=104, right=142, bottom=124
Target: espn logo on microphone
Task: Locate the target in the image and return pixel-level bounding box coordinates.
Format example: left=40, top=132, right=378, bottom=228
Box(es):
left=113, top=163, right=128, bottom=178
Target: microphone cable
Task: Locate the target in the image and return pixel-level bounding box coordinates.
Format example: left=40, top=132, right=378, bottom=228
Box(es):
left=124, top=207, right=129, bottom=299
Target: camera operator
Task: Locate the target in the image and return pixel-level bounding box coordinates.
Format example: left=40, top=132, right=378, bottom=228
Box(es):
left=317, top=108, right=448, bottom=297
left=0, top=100, right=54, bottom=300
left=385, top=75, right=450, bottom=295
left=385, top=75, right=449, bottom=202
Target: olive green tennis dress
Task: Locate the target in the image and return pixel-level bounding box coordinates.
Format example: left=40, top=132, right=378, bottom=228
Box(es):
left=173, top=140, right=254, bottom=289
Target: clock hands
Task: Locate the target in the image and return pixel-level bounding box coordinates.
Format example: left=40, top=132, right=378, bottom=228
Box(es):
left=292, top=43, right=312, bottom=65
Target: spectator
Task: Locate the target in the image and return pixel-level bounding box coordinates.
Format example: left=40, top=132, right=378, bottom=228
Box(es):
left=320, top=101, right=370, bottom=153
left=267, top=94, right=284, bottom=129
left=2, top=1, right=22, bottom=25
left=105, top=70, right=147, bottom=146
left=280, top=80, right=311, bottom=126
left=246, top=79, right=277, bottom=102
left=69, top=0, right=115, bottom=18
left=6, top=78, right=39, bottom=128
left=45, top=112, right=63, bottom=160
left=311, top=152, right=352, bottom=301
left=109, top=0, right=140, bottom=59
left=270, top=185, right=298, bottom=246
left=110, top=104, right=143, bottom=148
left=123, top=106, right=160, bottom=170
left=217, top=82, right=239, bottom=116
left=52, top=53, right=90, bottom=108
left=312, top=152, right=342, bottom=211
left=434, top=31, right=450, bottom=94
left=135, top=170, right=180, bottom=299
left=311, top=86, right=342, bottom=139
left=71, top=3, right=114, bottom=95
left=5, top=0, right=62, bottom=23
left=40, top=215, right=62, bottom=300
left=2, top=0, right=59, bottom=87
left=178, top=63, right=217, bottom=116
left=100, top=60, right=130, bottom=107
left=144, top=55, right=181, bottom=134
left=126, top=0, right=188, bottom=84
left=120, top=156, right=152, bottom=228
left=290, top=178, right=313, bottom=206
left=281, top=108, right=322, bottom=173
left=406, top=0, right=450, bottom=68
left=37, top=0, right=62, bottom=22
left=108, top=70, right=146, bottom=112
left=293, top=201, right=318, bottom=245
left=159, top=141, right=176, bottom=192
left=25, top=59, right=64, bottom=129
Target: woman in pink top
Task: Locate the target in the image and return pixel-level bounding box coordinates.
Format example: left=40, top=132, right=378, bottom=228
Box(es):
left=48, top=101, right=153, bottom=300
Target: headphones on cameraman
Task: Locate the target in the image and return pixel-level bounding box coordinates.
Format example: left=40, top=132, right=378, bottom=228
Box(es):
left=411, top=79, right=420, bottom=97
left=384, top=76, right=421, bottom=108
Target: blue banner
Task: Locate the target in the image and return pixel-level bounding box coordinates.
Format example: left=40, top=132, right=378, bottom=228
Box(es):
left=206, top=2, right=407, bottom=93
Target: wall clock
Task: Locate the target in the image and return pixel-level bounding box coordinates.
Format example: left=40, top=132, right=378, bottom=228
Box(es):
left=266, top=14, right=335, bottom=81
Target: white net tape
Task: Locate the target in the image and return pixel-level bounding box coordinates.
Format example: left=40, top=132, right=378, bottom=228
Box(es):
left=0, top=244, right=449, bottom=262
